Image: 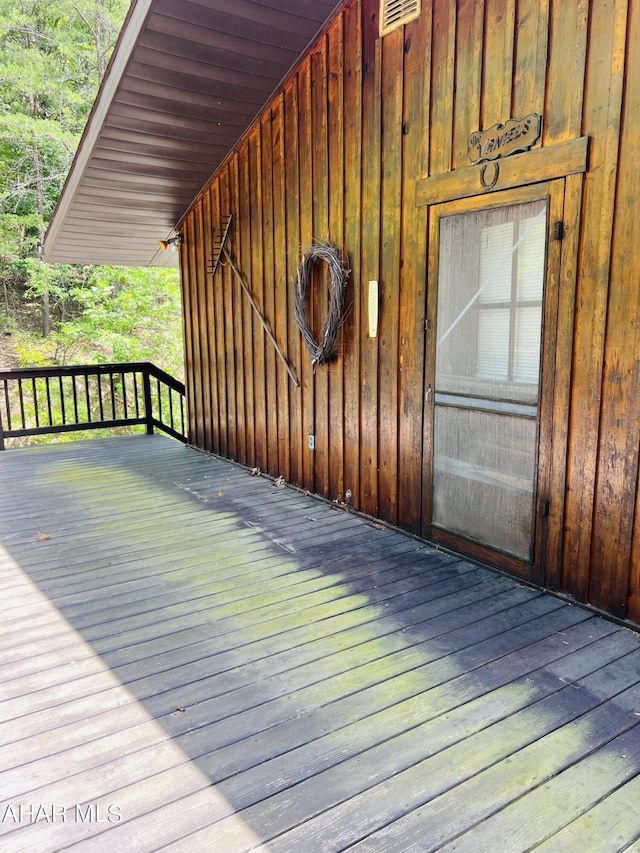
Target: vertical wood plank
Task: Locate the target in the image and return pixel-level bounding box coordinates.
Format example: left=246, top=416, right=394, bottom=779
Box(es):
left=421, top=202, right=441, bottom=536
left=219, top=169, right=237, bottom=461
left=342, top=0, right=362, bottom=512
left=359, top=12, right=382, bottom=517
left=397, top=5, right=431, bottom=534
left=200, top=189, right=215, bottom=453
left=311, top=40, right=331, bottom=499
left=544, top=171, right=583, bottom=591
left=625, top=0, right=640, bottom=625
left=297, top=61, right=315, bottom=493
left=378, top=26, right=404, bottom=524
left=238, top=142, right=256, bottom=468
left=452, top=0, right=484, bottom=169
left=187, top=207, right=205, bottom=448
left=563, top=0, right=627, bottom=603
left=229, top=155, right=247, bottom=467
left=481, top=0, right=515, bottom=129
left=429, top=0, right=456, bottom=176
left=511, top=0, right=549, bottom=119
left=271, top=95, right=291, bottom=482
left=249, top=129, right=267, bottom=472
left=284, top=80, right=303, bottom=487
left=544, top=0, right=589, bottom=143
left=260, top=113, right=278, bottom=477
left=180, top=217, right=196, bottom=444
left=532, top=180, right=566, bottom=586
left=327, top=17, right=345, bottom=503
left=210, top=181, right=227, bottom=458
left=590, top=0, right=636, bottom=617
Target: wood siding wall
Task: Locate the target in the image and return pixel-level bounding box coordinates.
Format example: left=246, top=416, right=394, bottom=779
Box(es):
left=180, top=0, right=640, bottom=626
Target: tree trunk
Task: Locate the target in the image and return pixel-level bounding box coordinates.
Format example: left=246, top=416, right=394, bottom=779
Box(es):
left=29, top=97, right=49, bottom=337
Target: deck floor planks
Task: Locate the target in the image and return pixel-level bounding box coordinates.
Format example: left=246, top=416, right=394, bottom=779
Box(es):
left=1, top=435, right=639, bottom=851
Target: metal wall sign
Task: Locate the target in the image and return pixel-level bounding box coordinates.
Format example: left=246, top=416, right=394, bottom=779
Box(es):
left=468, top=114, right=542, bottom=164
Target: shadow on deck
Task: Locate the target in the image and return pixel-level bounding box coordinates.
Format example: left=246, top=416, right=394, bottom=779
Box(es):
left=1, top=435, right=640, bottom=852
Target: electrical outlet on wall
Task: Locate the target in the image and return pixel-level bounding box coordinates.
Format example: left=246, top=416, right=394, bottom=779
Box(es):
left=308, top=434, right=315, bottom=450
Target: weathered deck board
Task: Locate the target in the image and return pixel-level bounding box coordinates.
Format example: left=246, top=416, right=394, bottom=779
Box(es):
left=0, top=435, right=639, bottom=852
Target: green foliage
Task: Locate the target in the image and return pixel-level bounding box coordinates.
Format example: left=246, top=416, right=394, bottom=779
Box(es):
left=61, top=266, right=183, bottom=373
left=0, top=1, right=185, bottom=388
left=13, top=265, right=183, bottom=376
left=0, top=0, right=124, bottom=227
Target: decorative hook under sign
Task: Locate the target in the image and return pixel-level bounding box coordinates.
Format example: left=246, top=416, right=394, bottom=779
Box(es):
left=480, top=161, right=500, bottom=190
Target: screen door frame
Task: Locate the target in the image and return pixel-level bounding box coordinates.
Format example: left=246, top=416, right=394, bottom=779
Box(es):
left=422, top=181, right=565, bottom=580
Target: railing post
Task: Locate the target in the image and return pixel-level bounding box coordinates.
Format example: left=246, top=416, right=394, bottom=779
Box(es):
left=0, top=404, right=4, bottom=451
left=142, top=368, right=154, bottom=435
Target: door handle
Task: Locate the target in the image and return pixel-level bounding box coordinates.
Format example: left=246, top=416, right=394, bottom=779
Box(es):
left=425, top=386, right=433, bottom=404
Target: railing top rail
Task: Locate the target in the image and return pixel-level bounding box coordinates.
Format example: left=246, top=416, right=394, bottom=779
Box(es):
left=145, top=363, right=185, bottom=395
left=0, top=362, right=185, bottom=395
left=0, top=361, right=150, bottom=379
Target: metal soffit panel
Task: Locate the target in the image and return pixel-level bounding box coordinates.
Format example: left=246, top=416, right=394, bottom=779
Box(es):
left=44, top=0, right=341, bottom=267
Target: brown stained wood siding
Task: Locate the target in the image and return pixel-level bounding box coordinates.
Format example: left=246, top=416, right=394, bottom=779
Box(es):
left=397, top=3, right=430, bottom=535
left=342, top=0, right=363, bottom=514
left=378, top=26, right=403, bottom=526
left=180, top=0, right=640, bottom=626
left=272, top=97, right=291, bottom=482
left=328, top=20, right=346, bottom=506
left=311, top=41, right=331, bottom=499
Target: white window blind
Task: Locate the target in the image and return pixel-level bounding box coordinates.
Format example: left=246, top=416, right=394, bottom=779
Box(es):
left=477, top=213, right=546, bottom=386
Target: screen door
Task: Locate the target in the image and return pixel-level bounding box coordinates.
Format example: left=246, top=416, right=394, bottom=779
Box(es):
left=430, top=197, right=548, bottom=562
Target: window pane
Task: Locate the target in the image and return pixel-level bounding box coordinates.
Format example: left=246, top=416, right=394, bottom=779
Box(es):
left=479, top=222, right=513, bottom=303
left=477, top=308, right=509, bottom=379
left=436, top=199, right=546, bottom=403
left=514, top=306, right=542, bottom=383
left=517, top=215, right=546, bottom=300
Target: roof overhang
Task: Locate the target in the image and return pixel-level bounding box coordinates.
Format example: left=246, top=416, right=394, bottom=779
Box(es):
left=43, top=0, right=343, bottom=268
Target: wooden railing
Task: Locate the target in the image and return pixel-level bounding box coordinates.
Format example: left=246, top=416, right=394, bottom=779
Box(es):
left=0, top=362, right=187, bottom=450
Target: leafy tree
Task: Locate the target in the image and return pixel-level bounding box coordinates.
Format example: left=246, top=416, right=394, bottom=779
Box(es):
left=0, top=1, right=122, bottom=234
left=0, top=1, right=183, bottom=386
left=0, top=0, right=133, bottom=337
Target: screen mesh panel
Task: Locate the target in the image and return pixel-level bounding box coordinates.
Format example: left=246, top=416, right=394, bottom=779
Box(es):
left=433, top=199, right=547, bottom=560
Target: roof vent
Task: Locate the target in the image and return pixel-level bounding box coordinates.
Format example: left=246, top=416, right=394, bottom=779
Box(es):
left=379, top=0, right=421, bottom=36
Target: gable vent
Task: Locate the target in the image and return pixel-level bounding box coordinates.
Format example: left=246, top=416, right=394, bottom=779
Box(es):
left=380, top=0, right=421, bottom=36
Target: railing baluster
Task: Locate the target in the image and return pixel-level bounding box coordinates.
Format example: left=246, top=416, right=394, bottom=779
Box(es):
left=121, top=371, right=128, bottom=419
left=97, top=373, right=105, bottom=422
left=45, top=377, right=53, bottom=426
left=168, top=388, right=175, bottom=432
left=4, top=379, right=12, bottom=431
left=84, top=373, right=93, bottom=423
left=59, top=376, right=66, bottom=425
left=32, top=378, right=40, bottom=429
left=0, top=379, right=7, bottom=451
left=157, top=378, right=162, bottom=424
left=133, top=372, right=140, bottom=418
left=109, top=372, right=116, bottom=420
left=18, top=379, right=26, bottom=429
left=142, top=368, right=153, bottom=435
left=72, top=375, right=79, bottom=422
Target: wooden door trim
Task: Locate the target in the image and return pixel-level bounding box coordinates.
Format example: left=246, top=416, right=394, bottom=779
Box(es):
left=416, top=136, right=588, bottom=207
left=422, top=181, right=565, bottom=581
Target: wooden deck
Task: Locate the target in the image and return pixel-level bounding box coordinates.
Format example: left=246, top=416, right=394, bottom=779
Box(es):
left=1, top=435, right=640, bottom=852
